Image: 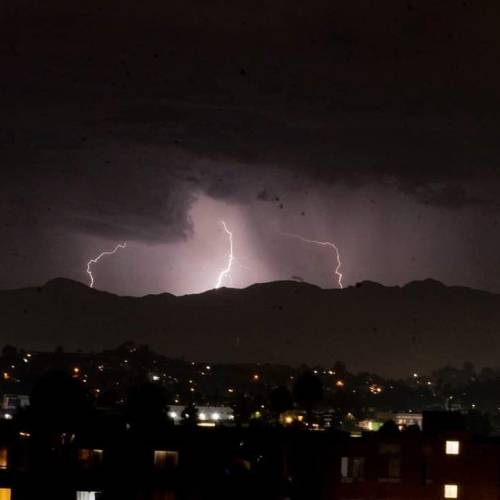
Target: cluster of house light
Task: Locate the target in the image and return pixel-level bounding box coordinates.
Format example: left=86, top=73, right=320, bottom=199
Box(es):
left=369, top=384, right=382, bottom=394
left=168, top=410, right=234, bottom=422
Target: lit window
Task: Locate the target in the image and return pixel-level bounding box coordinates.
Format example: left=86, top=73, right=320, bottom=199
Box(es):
left=340, top=456, right=365, bottom=481
left=340, top=457, right=349, bottom=478
left=446, top=440, right=460, bottom=455
left=78, top=449, right=103, bottom=468
left=154, top=450, right=179, bottom=470
left=0, top=448, right=8, bottom=469
left=444, top=484, right=458, bottom=498
left=76, top=493, right=102, bottom=500
left=0, top=489, right=10, bottom=500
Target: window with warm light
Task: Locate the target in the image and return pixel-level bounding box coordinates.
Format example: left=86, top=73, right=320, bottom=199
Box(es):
left=154, top=450, right=179, bottom=470
left=446, top=440, right=460, bottom=455
left=444, top=484, right=458, bottom=498
left=0, top=448, right=7, bottom=469
left=78, top=448, right=103, bottom=468
left=0, top=489, right=11, bottom=500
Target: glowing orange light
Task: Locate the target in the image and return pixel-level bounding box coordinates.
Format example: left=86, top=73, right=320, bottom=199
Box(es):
left=0, top=448, right=7, bottom=469
left=0, top=487, right=11, bottom=500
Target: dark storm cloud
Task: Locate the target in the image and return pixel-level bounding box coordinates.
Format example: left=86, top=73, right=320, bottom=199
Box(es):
left=409, top=183, right=486, bottom=210
left=3, top=0, right=500, bottom=245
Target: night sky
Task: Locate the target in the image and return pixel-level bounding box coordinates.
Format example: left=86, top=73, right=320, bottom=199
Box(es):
left=2, top=0, right=500, bottom=296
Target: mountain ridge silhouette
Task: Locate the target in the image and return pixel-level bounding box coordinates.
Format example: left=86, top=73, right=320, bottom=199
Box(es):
left=0, top=277, right=496, bottom=376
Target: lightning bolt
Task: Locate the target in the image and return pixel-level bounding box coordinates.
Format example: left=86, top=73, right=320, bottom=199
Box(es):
left=281, top=232, right=343, bottom=289
left=215, top=221, right=234, bottom=289
left=86, top=243, right=127, bottom=288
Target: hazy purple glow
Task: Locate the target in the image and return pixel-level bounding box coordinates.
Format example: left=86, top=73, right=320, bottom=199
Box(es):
left=4, top=0, right=500, bottom=297
left=34, top=185, right=491, bottom=297
left=0, top=175, right=496, bottom=296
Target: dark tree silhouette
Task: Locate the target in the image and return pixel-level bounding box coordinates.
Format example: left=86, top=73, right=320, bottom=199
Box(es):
left=182, top=402, right=199, bottom=426
left=379, top=419, right=399, bottom=435
left=1, top=345, right=17, bottom=358
left=29, top=370, right=93, bottom=434
left=333, top=361, right=347, bottom=377
left=126, top=382, right=169, bottom=433
left=269, top=386, right=293, bottom=423
left=293, top=371, right=323, bottom=424
left=232, top=393, right=256, bottom=425
left=96, top=387, right=120, bottom=408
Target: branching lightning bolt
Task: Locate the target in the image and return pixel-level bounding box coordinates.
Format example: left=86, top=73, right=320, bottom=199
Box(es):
left=215, top=221, right=234, bottom=289
left=86, top=243, right=127, bottom=288
left=281, top=232, right=343, bottom=289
